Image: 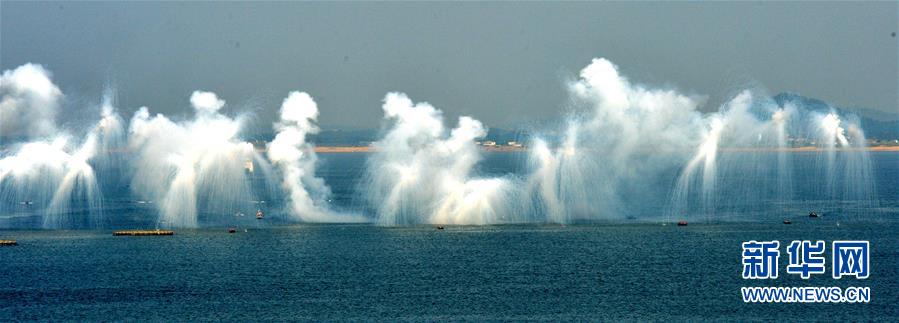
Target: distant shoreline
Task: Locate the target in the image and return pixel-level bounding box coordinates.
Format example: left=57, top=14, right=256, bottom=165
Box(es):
left=720, top=146, right=899, bottom=152
left=312, top=146, right=899, bottom=153
left=312, top=146, right=526, bottom=153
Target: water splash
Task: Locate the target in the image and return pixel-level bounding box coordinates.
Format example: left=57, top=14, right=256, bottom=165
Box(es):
left=128, top=91, right=262, bottom=228
left=532, top=58, right=877, bottom=223
left=0, top=64, right=123, bottom=228
left=811, top=112, right=877, bottom=217
left=364, top=92, right=518, bottom=225
left=530, top=58, right=706, bottom=222
left=0, top=59, right=884, bottom=228
left=267, top=91, right=361, bottom=222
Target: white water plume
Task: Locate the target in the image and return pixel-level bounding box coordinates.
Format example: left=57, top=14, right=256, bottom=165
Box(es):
left=0, top=64, right=124, bottom=228
left=363, top=58, right=879, bottom=225
left=0, top=59, right=884, bottom=228
left=128, top=91, right=260, bottom=228
left=0, top=63, right=62, bottom=140
left=267, top=91, right=347, bottom=222
left=810, top=112, right=877, bottom=215
left=529, top=58, right=875, bottom=223
left=529, top=58, right=706, bottom=222
left=365, top=92, right=518, bottom=225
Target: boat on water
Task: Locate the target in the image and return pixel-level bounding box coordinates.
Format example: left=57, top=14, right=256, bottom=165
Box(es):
left=228, top=227, right=237, bottom=233
left=113, top=230, right=174, bottom=236
left=677, top=220, right=688, bottom=226
left=256, top=210, right=264, bottom=219
left=783, top=219, right=792, bottom=224
left=809, top=212, right=819, bottom=218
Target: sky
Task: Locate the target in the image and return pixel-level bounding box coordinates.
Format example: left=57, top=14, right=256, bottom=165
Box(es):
left=2, top=1, right=897, bottom=130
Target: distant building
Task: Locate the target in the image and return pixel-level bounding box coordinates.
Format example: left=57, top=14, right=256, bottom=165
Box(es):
left=507, top=141, right=522, bottom=147
left=483, top=141, right=496, bottom=146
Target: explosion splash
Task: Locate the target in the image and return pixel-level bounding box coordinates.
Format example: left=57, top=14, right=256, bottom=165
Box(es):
left=128, top=91, right=261, bottom=228
left=267, top=91, right=360, bottom=222
left=0, top=59, right=881, bottom=228
left=0, top=64, right=124, bottom=228
left=364, top=92, right=519, bottom=225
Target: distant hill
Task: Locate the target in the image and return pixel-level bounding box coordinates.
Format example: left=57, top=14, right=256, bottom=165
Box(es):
left=248, top=127, right=534, bottom=147
left=773, top=93, right=898, bottom=140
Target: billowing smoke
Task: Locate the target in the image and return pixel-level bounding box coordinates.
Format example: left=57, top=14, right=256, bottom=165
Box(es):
left=810, top=112, right=876, bottom=214
left=530, top=58, right=877, bottom=222
left=266, top=91, right=334, bottom=222
left=528, top=58, right=707, bottom=222
left=43, top=97, right=124, bottom=228
left=0, top=64, right=124, bottom=228
left=0, top=59, right=881, bottom=228
left=128, top=91, right=260, bottom=228
left=365, top=92, right=518, bottom=225
left=0, top=63, right=63, bottom=140
left=361, top=58, right=877, bottom=225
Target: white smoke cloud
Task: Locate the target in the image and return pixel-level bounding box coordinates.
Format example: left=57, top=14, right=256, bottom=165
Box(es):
left=128, top=91, right=258, bottom=228
left=0, top=64, right=124, bottom=228
left=266, top=91, right=335, bottom=222
left=366, top=92, right=518, bottom=225
left=189, top=91, right=226, bottom=115
left=532, top=58, right=878, bottom=222
left=0, top=59, right=880, bottom=229
left=0, top=63, right=63, bottom=139
left=529, top=58, right=708, bottom=222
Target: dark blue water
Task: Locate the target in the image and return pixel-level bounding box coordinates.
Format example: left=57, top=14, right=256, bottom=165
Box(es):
left=1, top=222, right=897, bottom=320
left=1, top=152, right=897, bottom=320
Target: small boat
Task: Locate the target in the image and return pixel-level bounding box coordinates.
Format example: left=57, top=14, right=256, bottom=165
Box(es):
left=436, top=225, right=445, bottom=230
left=113, top=230, right=174, bottom=236
left=256, top=210, right=264, bottom=219
left=783, top=220, right=792, bottom=224
left=677, top=220, right=688, bottom=226
left=809, top=212, right=819, bottom=218
left=228, top=227, right=237, bottom=233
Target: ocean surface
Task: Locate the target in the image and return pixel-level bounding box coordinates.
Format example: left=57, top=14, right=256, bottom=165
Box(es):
left=1, top=151, right=898, bottom=320
left=2, top=222, right=897, bottom=321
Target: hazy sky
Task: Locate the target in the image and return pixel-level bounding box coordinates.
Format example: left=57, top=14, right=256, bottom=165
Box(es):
left=2, top=1, right=897, bottom=129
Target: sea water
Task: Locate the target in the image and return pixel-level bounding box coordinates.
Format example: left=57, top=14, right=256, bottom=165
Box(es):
left=1, top=222, right=897, bottom=320
left=0, top=152, right=897, bottom=320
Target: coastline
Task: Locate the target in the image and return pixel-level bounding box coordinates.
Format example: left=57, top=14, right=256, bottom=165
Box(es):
left=312, top=145, right=899, bottom=153
left=313, top=145, right=527, bottom=153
